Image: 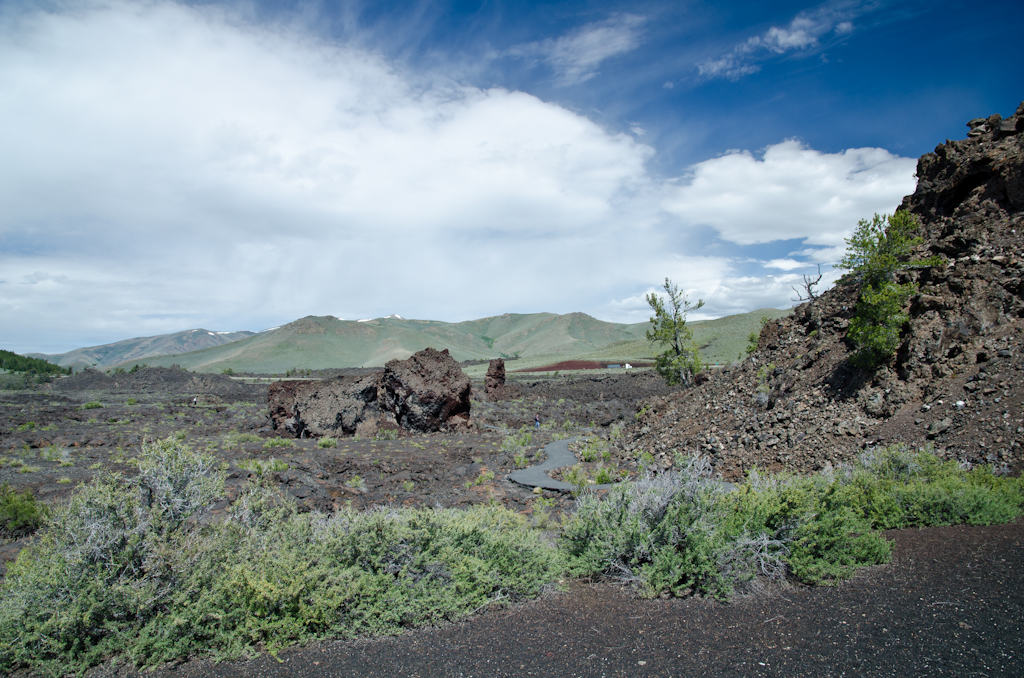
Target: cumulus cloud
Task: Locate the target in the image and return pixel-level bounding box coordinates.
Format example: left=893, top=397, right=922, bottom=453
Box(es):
left=0, top=1, right=916, bottom=353
left=698, top=0, right=876, bottom=80
left=509, top=14, right=645, bottom=85
left=0, top=1, right=662, bottom=351
left=663, top=140, right=917, bottom=247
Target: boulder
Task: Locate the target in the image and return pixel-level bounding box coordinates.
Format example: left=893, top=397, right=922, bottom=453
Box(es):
left=268, top=348, right=473, bottom=437
left=378, top=348, right=471, bottom=432
left=268, top=373, right=380, bottom=437
left=485, top=359, right=506, bottom=401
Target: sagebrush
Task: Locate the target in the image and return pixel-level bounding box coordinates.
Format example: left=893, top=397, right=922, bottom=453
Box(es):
left=0, top=438, right=562, bottom=676
left=561, top=446, right=1023, bottom=598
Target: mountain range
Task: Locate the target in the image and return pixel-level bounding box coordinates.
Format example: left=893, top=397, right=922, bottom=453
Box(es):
left=33, top=309, right=791, bottom=374
left=29, top=329, right=256, bottom=371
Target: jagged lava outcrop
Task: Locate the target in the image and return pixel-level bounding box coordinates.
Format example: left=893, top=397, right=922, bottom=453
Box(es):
left=624, top=103, right=1024, bottom=480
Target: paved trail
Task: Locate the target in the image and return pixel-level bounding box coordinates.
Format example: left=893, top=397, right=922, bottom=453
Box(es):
left=506, top=435, right=736, bottom=492
left=506, top=436, right=619, bottom=491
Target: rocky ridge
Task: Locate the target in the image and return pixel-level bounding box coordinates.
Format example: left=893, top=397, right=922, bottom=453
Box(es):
left=624, top=103, right=1024, bottom=480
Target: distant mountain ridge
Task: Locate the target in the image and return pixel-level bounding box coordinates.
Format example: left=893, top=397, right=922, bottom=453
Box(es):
left=31, top=328, right=257, bottom=370
left=34, top=309, right=791, bottom=374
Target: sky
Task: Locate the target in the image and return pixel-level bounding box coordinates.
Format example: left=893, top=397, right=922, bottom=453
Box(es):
left=1, top=0, right=1021, bottom=354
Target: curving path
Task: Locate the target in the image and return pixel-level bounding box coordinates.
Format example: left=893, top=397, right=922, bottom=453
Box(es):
left=507, top=436, right=620, bottom=491
left=506, top=434, right=738, bottom=493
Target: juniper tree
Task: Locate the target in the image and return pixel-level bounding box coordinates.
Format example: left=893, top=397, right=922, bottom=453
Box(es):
left=837, top=212, right=942, bottom=368
left=646, top=278, right=705, bottom=386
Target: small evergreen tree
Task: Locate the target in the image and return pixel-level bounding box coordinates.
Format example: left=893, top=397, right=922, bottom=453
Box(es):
left=646, top=278, right=705, bottom=386
left=837, top=212, right=941, bottom=368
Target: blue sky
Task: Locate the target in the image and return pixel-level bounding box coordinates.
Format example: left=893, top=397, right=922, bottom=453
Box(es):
left=1, top=0, right=1021, bottom=354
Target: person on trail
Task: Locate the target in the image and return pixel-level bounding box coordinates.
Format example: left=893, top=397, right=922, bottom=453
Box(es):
left=192, top=396, right=197, bottom=407
left=535, top=414, right=540, bottom=430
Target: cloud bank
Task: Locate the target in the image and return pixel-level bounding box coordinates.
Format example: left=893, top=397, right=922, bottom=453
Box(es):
left=0, top=1, right=915, bottom=353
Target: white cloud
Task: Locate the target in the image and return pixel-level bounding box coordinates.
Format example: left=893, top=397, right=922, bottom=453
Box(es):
left=765, top=259, right=806, bottom=271
left=509, top=14, right=645, bottom=85
left=698, top=1, right=874, bottom=80
left=0, top=1, right=917, bottom=354
left=0, top=1, right=663, bottom=351
left=663, top=140, right=917, bottom=247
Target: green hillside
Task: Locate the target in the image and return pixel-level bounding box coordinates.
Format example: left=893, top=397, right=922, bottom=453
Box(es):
left=119, top=308, right=792, bottom=374
left=31, top=329, right=256, bottom=370
left=468, top=307, right=791, bottom=378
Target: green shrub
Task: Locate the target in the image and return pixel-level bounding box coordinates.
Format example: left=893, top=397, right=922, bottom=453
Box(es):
left=375, top=428, right=399, bottom=441
left=846, top=281, right=915, bottom=368
left=0, top=466, right=560, bottom=675
left=562, top=464, right=590, bottom=492
left=592, top=464, right=616, bottom=485
left=317, top=437, right=337, bottom=449
left=561, top=447, right=1021, bottom=599
left=577, top=436, right=605, bottom=463
left=81, top=401, right=103, bottom=410
left=263, top=438, right=295, bottom=450
left=0, top=483, right=49, bottom=537
left=224, top=432, right=262, bottom=448
left=465, top=469, right=495, bottom=489
left=834, top=445, right=1024, bottom=529
left=238, top=457, right=289, bottom=478
left=501, top=427, right=533, bottom=456
left=40, top=445, right=70, bottom=463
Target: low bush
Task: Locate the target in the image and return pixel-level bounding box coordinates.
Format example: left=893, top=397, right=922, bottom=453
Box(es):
left=501, top=426, right=533, bottom=454
left=263, top=438, right=295, bottom=450
left=576, top=436, right=605, bottom=463
left=223, top=431, right=262, bottom=449
left=238, top=457, right=289, bottom=478
left=81, top=401, right=103, bottom=410
left=317, top=437, right=337, bottom=449
left=0, top=483, right=49, bottom=537
left=0, top=439, right=563, bottom=676
left=832, top=445, right=1024, bottom=529
left=465, top=469, right=496, bottom=489
left=561, top=447, right=1023, bottom=598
